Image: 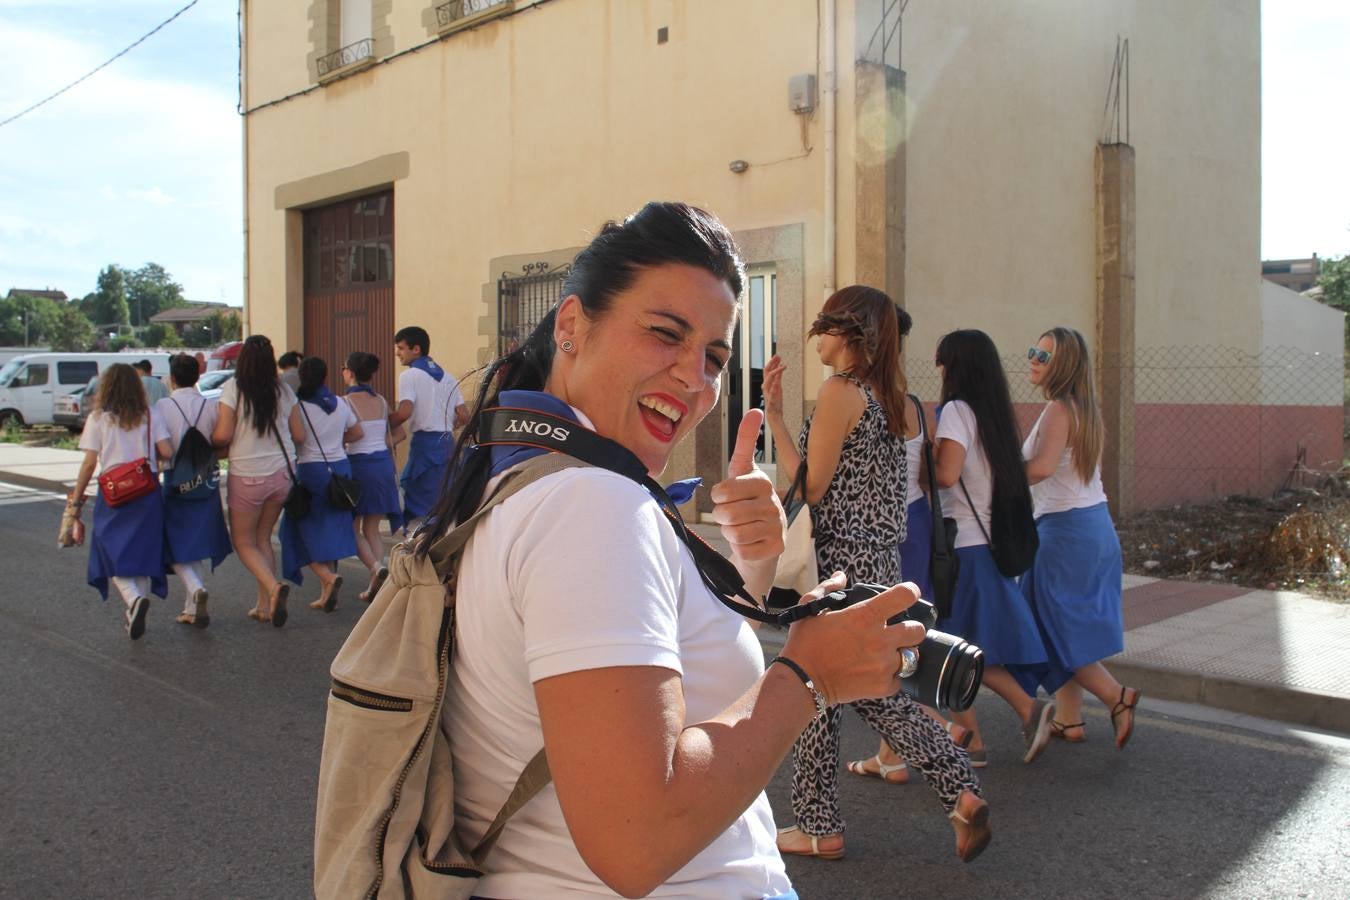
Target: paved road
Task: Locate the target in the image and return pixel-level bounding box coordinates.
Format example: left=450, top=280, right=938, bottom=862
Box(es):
left=1, top=490, right=1347, bottom=899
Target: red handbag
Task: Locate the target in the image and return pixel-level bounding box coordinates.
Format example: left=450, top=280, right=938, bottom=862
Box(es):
left=98, top=414, right=158, bottom=508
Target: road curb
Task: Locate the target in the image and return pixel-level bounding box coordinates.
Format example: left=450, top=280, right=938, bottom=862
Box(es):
left=1104, top=658, right=1350, bottom=736
left=0, top=470, right=74, bottom=496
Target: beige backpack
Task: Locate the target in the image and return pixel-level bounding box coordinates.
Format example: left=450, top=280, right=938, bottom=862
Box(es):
left=314, top=454, right=584, bottom=899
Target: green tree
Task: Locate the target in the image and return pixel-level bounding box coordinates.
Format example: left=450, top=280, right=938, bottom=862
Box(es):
left=48, top=306, right=96, bottom=351
left=89, top=265, right=130, bottom=328
left=184, top=310, right=242, bottom=347
left=0, top=293, right=62, bottom=345
left=126, top=262, right=188, bottom=327
left=142, top=322, right=183, bottom=348
left=1317, top=254, right=1350, bottom=312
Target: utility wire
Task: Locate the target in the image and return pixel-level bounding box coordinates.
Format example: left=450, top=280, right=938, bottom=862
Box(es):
left=0, top=0, right=201, bottom=130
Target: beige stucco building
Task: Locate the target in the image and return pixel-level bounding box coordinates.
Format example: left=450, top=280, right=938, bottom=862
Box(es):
left=242, top=0, right=1334, bottom=513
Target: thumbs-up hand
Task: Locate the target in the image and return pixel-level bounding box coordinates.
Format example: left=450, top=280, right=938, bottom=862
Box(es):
left=710, top=408, right=786, bottom=567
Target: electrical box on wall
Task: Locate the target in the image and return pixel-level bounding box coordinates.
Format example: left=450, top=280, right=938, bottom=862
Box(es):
left=789, top=73, right=816, bottom=113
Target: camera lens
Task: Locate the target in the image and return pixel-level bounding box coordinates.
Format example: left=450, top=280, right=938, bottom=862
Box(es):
left=897, top=630, right=984, bottom=712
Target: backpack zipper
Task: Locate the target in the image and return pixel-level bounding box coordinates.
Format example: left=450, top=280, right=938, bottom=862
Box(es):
left=365, top=605, right=454, bottom=898
left=330, top=679, right=414, bottom=713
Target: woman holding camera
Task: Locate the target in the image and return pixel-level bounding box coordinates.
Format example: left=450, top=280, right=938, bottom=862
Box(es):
left=421, top=203, right=929, bottom=898
left=932, top=329, right=1055, bottom=764
left=1022, top=327, right=1140, bottom=748
left=67, top=363, right=173, bottom=639
left=212, top=334, right=301, bottom=625
left=283, top=356, right=362, bottom=611
left=763, top=288, right=988, bottom=863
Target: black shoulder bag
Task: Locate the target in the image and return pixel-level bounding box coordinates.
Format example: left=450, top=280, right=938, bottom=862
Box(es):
left=269, top=417, right=311, bottom=519
left=914, top=394, right=959, bottom=617
left=298, top=400, right=364, bottom=513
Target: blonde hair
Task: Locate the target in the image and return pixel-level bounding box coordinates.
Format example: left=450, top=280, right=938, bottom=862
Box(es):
left=1037, top=327, right=1103, bottom=483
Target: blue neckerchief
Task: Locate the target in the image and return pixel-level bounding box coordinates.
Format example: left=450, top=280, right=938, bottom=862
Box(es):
left=409, top=356, right=444, bottom=383
left=303, top=385, right=338, bottom=414
left=483, top=390, right=701, bottom=505
left=346, top=384, right=376, bottom=396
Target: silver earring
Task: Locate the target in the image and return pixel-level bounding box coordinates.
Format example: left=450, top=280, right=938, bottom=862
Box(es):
left=560, top=340, right=574, bottom=353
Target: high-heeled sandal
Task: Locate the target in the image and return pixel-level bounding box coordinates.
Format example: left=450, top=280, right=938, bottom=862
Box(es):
left=949, top=789, right=991, bottom=863
left=1050, top=720, right=1087, bottom=743
left=775, top=825, right=845, bottom=860
left=1110, top=687, right=1141, bottom=750
left=845, top=754, right=909, bottom=784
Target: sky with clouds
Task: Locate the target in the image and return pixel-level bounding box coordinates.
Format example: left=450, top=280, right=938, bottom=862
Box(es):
left=0, top=0, right=1347, bottom=310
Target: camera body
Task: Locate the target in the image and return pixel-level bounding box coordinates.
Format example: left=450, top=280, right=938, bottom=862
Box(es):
left=820, top=582, right=984, bottom=712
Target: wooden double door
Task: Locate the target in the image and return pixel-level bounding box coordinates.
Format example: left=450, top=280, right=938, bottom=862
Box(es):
left=302, top=190, right=396, bottom=403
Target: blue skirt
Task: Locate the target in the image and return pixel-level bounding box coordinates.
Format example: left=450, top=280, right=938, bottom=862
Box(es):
left=87, top=490, right=168, bottom=601
left=1020, top=502, right=1124, bottom=693
left=400, top=430, right=452, bottom=522
left=898, top=495, right=934, bottom=602
left=280, top=459, right=358, bottom=585
left=937, top=543, right=1047, bottom=697
left=349, top=449, right=403, bottom=531
left=161, top=478, right=232, bottom=568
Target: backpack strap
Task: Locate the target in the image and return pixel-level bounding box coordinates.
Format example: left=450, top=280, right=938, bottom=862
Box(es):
left=469, top=749, right=551, bottom=866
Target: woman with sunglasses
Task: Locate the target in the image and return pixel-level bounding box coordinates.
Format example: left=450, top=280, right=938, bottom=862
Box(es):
left=764, top=290, right=988, bottom=863
left=1022, top=328, right=1140, bottom=748
left=931, top=329, right=1055, bottom=765
left=365, top=203, right=928, bottom=898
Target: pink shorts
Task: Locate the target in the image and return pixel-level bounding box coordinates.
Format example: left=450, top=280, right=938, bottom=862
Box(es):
left=226, top=469, right=292, bottom=513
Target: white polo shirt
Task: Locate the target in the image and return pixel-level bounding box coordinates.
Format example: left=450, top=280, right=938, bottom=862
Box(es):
left=398, top=363, right=464, bottom=433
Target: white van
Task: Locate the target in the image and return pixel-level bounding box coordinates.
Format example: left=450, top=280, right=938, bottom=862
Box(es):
left=0, top=353, right=170, bottom=427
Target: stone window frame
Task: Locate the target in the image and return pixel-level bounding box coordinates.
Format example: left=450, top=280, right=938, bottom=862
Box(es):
left=307, top=0, right=394, bottom=84
left=422, top=0, right=517, bottom=38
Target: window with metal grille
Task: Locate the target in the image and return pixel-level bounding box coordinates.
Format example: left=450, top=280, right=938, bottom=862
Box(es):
left=496, top=263, right=570, bottom=356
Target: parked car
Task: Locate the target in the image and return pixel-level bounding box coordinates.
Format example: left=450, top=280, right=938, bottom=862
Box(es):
left=196, top=370, right=234, bottom=402
left=0, top=352, right=169, bottom=427
left=53, top=379, right=96, bottom=432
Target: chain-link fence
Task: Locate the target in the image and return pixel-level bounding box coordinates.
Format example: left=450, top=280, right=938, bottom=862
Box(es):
left=903, top=345, right=1345, bottom=511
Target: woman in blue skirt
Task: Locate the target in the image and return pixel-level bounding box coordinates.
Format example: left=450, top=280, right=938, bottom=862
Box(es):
left=932, top=330, right=1055, bottom=766
left=283, top=356, right=362, bottom=611
left=1022, top=327, right=1140, bottom=749
left=340, top=351, right=402, bottom=602
left=68, top=363, right=173, bottom=640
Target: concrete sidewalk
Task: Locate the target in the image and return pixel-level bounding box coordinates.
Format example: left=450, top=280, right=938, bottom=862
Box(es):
left=3, top=442, right=1345, bottom=734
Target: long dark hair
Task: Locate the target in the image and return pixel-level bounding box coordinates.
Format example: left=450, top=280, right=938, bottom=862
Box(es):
left=415, top=201, right=744, bottom=555
left=808, top=285, right=906, bottom=438
left=234, top=334, right=280, bottom=435
left=935, top=329, right=1030, bottom=511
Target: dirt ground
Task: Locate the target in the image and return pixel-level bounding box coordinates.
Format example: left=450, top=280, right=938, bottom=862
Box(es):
left=1117, top=474, right=1350, bottom=602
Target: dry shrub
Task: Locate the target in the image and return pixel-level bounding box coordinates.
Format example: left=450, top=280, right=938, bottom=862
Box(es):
left=1251, top=501, right=1350, bottom=583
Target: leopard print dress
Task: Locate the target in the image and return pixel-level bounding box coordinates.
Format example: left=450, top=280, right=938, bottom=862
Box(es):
left=789, top=373, right=980, bottom=836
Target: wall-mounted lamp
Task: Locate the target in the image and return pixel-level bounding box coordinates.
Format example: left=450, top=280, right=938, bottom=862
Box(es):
left=728, top=159, right=749, bottom=174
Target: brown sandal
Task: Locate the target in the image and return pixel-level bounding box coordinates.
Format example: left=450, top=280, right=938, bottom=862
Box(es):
left=310, top=576, right=342, bottom=612
left=1050, top=720, right=1087, bottom=743
left=949, top=789, right=991, bottom=863
left=1110, top=687, right=1141, bottom=749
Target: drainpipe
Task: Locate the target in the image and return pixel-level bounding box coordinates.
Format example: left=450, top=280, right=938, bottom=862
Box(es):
left=239, top=0, right=251, bottom=337
left=822, top=0, right=837, bottom=303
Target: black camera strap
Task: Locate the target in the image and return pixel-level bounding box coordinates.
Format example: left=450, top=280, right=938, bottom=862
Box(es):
left=479, top=407, right=836, bottom=627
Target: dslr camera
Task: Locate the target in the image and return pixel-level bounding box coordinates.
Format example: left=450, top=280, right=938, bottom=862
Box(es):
left=812, top=582, right=984, bottom=712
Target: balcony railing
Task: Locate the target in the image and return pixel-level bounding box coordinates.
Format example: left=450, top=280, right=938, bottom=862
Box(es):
left=316, top=37, right=374, bottom=78
left=436, top=0, right=512, bottom=30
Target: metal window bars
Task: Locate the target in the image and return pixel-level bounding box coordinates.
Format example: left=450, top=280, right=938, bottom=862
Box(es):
left=316, top=37, right=374, bottom=78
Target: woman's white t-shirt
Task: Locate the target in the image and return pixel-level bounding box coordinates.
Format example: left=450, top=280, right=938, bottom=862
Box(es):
left=78, top=410, right=170, bottom=473
left=218, top=380, right=298, bottom=477
left=935, top=399, right=994, bottom=549
left=1021, top=403, right=1108, bottom=517
left=295, top=397, right=357, bottom=464
left=443, top=466, right=791, bottom=899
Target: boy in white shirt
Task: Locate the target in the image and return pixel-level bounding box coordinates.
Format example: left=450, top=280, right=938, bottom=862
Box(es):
left=388, top=326, right=467, bottom=530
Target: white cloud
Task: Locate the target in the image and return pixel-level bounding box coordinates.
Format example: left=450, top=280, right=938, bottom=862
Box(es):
left=125, top=187, right=176, bottom=206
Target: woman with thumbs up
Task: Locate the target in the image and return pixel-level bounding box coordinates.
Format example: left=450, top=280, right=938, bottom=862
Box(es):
left=764, top=287, right=989, bottom=864
left=386, top=204, right=933, bottom=898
